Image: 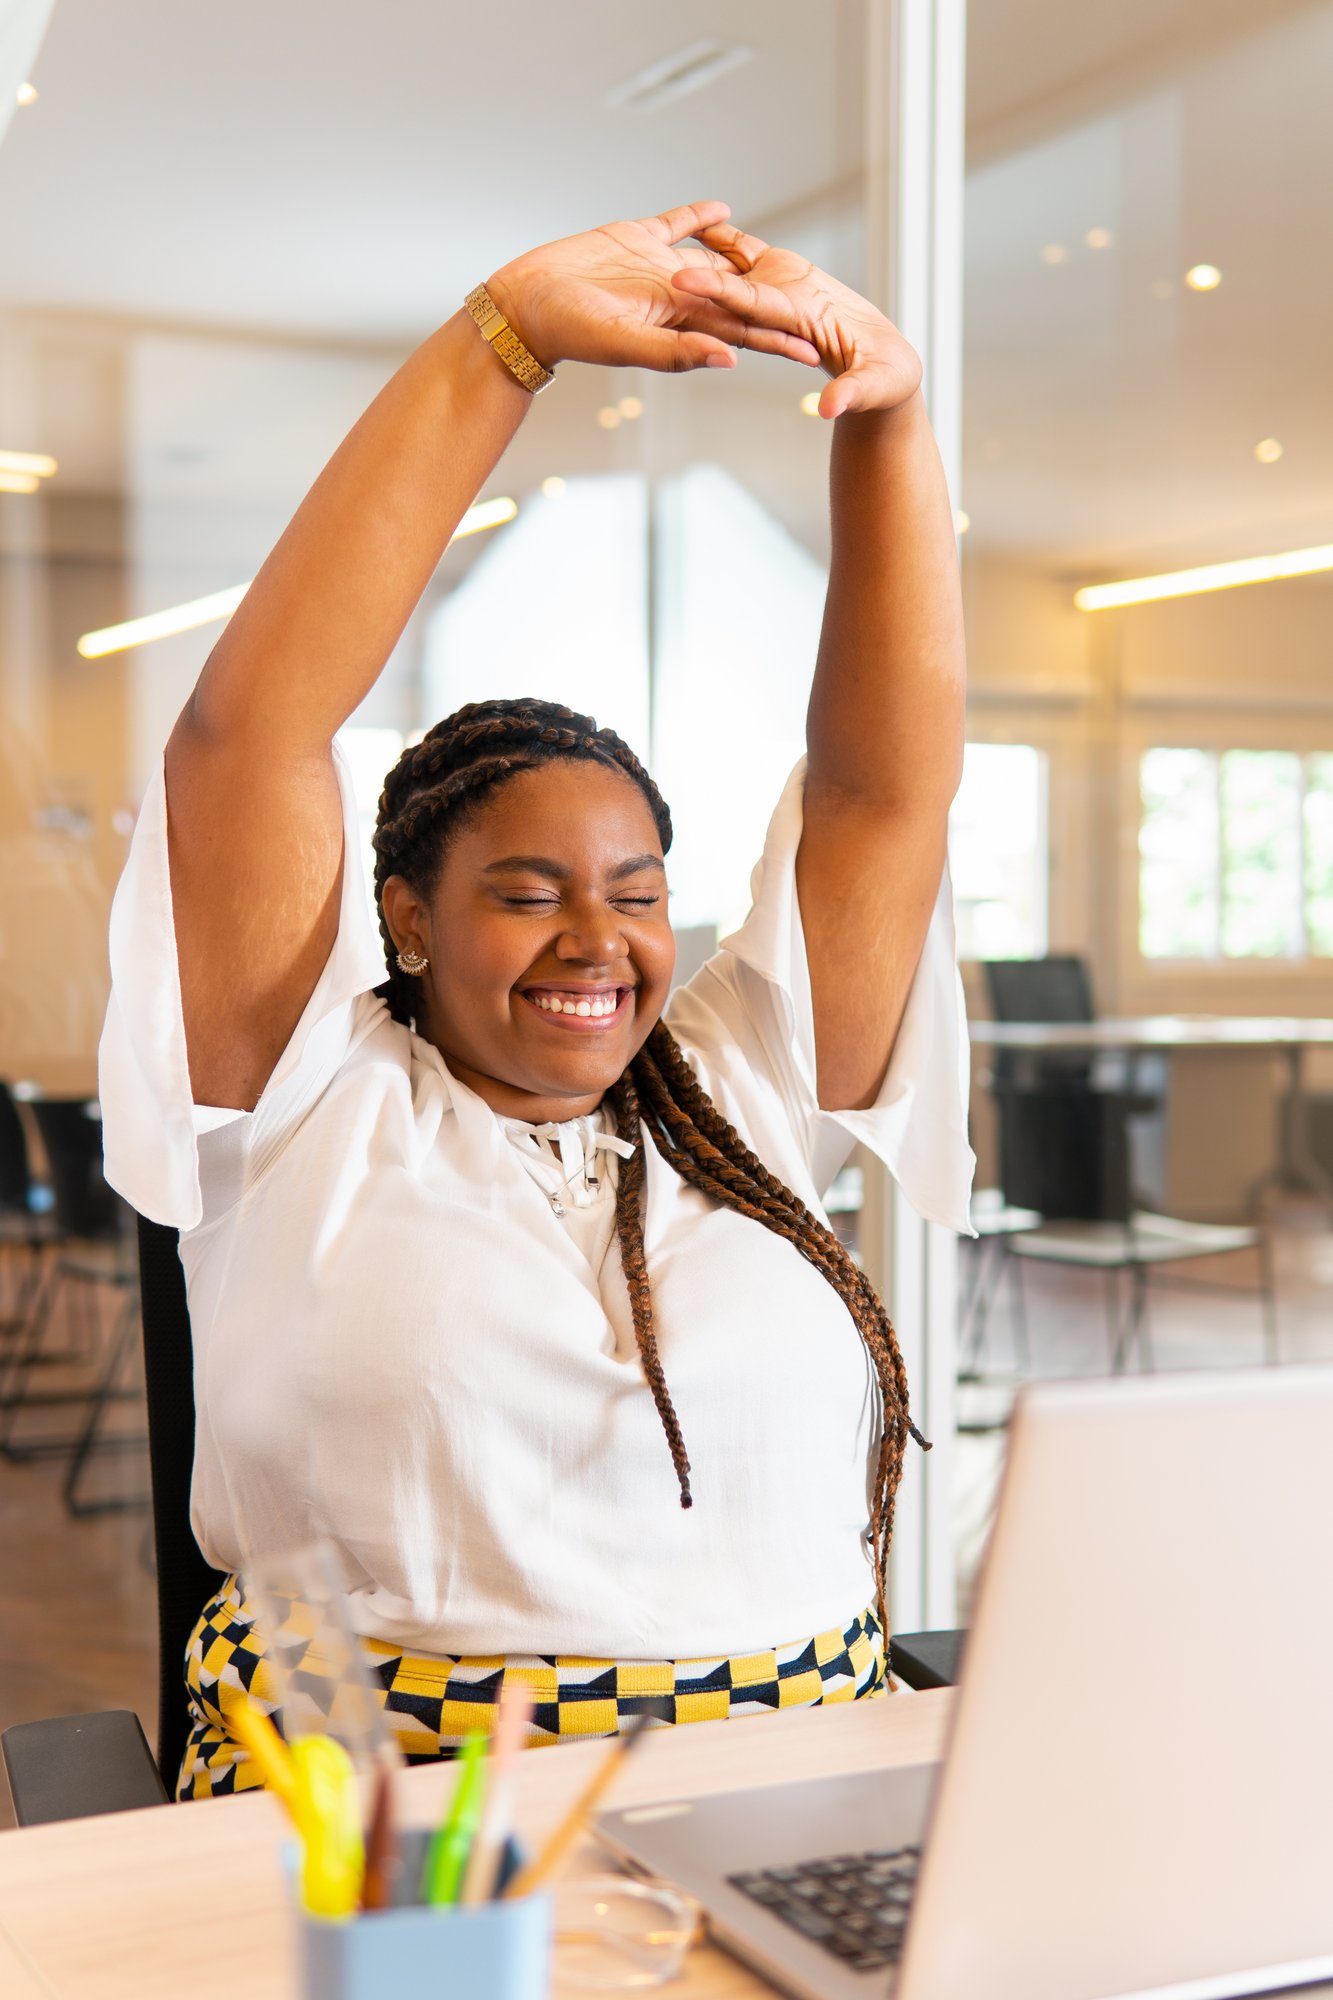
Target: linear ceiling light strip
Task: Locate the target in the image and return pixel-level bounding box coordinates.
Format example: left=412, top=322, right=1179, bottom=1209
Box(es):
left=76, top=498, right=518, bottom=657
left=1075, top=542, right=1333, bottom=611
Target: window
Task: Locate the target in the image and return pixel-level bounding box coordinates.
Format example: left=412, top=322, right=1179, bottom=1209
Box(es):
left=1139, top=748, right=1333, bottom=961
left=949, top=743, right=1048, bottom=960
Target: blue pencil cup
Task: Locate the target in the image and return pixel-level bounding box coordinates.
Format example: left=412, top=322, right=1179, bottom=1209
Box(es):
left=293, top=1832, right=551, bottom=2000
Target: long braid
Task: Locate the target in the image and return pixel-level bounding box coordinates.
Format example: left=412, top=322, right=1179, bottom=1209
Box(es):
left=605, top=1069, right=693, bottom=1509
left=628, top=1023, right=924, bottom=1637
left=372, top=696, right=924, bottom=1648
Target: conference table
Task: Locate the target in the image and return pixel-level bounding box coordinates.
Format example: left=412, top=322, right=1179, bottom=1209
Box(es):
left=0, top=1693, right=952, bottom=1999
left=968, top=1014, right=1333, bottom=1199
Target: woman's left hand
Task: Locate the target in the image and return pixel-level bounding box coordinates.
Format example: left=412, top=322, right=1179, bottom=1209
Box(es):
left=670, top=222, right=922, bottom=419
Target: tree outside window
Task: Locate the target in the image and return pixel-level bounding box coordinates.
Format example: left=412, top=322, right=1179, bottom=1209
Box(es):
left=1139, top=747, right=1333, bottom=961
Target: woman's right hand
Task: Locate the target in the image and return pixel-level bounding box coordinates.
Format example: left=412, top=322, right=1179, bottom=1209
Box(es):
left=486, top=201, right=823, bottom=376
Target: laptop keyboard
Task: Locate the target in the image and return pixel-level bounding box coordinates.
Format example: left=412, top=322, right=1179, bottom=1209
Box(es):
left=727, top=1844, right=921, bottom=1973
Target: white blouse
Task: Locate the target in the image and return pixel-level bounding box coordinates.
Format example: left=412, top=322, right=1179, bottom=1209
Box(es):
left=99, top=749, right=974, bottom=1661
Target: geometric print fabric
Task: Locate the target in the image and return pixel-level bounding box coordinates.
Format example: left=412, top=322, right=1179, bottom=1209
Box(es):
left=178, top=1573, right=887, bottom=1801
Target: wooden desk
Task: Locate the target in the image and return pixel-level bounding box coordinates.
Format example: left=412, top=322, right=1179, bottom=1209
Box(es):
left=0, top=1693, right=952, bottom=2000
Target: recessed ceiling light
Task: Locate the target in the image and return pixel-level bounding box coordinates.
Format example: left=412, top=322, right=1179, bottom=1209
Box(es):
left=0, top=448, right=56, bottom=477
left=1084, top=227, right=1113, bottom=250
left=1075, top=541, right=1333, bottom=611
left=1185, top=264, right=1222, bottom=292
left=1041, top=244, right=1067, bottom=265
left=15, top=82, right=37, bottom=108
left=540, top=475, right=567, bottom=498
left=617, top=396, right=644, bottom=420
left=799, top=390, right=822, bottom=416
left=0, top=471, right=39, bottom=494
left=954, top=510, right=971, bottom=535
left=605, top=40, right=754, bottom=114
left=597, top=406, right=622, bottom=430
left=1254, top=438, right=1284, bottom=464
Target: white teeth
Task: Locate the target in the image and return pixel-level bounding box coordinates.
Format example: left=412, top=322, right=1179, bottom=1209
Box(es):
left=531, top=991, right=619, bottom=1017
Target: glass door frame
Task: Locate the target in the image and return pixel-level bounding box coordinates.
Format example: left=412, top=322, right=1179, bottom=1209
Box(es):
left=862, top=0, right=967, bottom=1637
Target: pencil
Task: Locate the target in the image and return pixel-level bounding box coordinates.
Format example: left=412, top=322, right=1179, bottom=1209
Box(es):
left=360, top=1762, right=399, bottom=1912
left=504, top=1709, right=656, bottom=1899
left=460, top=1683, right=534, bottom=1904
left=230, top=1698, right=299, bottom=1810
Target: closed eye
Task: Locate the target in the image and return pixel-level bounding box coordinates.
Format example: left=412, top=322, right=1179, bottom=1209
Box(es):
left=501, top=893, right=661, bottom=910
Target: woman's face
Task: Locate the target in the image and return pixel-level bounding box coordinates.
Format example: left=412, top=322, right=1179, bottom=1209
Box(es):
left=383, top=759, right=675, bottom=1122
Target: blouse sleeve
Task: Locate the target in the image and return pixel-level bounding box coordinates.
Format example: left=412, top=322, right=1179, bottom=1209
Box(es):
left=98, top=742, right=388, bottom=1233
left=664, top=756, right=975, bottom=1235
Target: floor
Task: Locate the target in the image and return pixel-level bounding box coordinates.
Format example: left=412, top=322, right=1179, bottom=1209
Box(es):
left=2, top=1208, right=1330, bottom=1830
left=951, top=1202, right=1333, bottom=1618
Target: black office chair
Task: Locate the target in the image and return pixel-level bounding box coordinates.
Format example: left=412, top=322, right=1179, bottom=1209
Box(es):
left=0, top=1098, right=144, bottom=1511
left=1, top=1217, right=962, bottom=1824
left=980, top=962, right=1274, bottom=1372
left=1, top=1218, right=221, bottom=1821
left=0, top=1083, right=60, bottom=1353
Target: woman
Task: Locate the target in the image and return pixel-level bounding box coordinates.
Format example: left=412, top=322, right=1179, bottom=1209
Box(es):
left=100, top=201, right=973, bottom=1797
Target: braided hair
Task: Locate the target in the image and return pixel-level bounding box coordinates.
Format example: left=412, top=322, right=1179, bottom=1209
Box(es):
left=372, top=696, right=926, bottom=1637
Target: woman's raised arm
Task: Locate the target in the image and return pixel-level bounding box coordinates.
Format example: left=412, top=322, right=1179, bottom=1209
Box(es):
left=672, top=226, right=965, bottom=1111
left=166, top=203, right=822, bottom=1112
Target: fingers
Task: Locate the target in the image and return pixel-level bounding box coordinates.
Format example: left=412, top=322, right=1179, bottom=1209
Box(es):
left=645, top=200, right=732, bottom=246
left=819, top=372, right=863, bottom=419
left=627, top=322, right=738, bottom=374
left=670, top=263, right=800, bottom=331
left=733, top=323, right=823, bottom=367
left=677, top=296, right=822, bottom=368
left=692, top=220, right=771, bottom=272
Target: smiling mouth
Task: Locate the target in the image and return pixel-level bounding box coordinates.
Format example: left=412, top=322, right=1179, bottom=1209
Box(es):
left=518, top=986, right=632, bottom=1030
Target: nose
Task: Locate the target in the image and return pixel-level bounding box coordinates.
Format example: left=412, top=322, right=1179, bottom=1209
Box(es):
left=553, top=901, right=624, bottom=967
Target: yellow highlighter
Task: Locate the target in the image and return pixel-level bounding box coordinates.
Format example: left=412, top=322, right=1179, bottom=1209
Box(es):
left=290, top=1734, right=365, bottom=1920
left=231, top=1699, right=364, bottom=1919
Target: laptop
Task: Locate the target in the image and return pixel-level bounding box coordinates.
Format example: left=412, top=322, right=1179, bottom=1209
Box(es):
left=597, top=1367, right=1333, bottom=2000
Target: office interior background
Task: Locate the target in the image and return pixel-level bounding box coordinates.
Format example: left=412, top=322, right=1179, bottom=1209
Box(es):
left=2, top=0, right=1331, bottom=1818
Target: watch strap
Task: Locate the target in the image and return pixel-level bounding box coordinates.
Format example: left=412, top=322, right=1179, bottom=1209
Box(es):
left=465, top=283, right=554, bottom=394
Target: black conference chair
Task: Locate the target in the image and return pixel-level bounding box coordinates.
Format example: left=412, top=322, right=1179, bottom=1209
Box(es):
left=2, top=1218, right=963, bottom=1825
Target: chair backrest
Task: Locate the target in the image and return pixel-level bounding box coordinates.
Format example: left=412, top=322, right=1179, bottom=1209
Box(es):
left=29, top=1097, right=119, bottom=1238
left=135, top=1215, right=226, bottom=1792
left=984, top=955, right=1095, bottom=1025
left=992, top=1082, right=1133, bottom=1221
left=0, top=1083, right=31, bottom=1211
left=983, top=956, right=1096, bottom=1092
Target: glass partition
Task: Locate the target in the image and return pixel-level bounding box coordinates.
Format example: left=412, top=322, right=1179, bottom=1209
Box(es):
left=957, top=0, right=1333, bottom=1605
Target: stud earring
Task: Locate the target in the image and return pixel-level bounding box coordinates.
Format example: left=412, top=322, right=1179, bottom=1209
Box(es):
left=396, top=946, right=429, bottom=975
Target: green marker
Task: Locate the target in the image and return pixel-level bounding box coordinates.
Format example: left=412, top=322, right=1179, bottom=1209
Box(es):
left=422, top=1731, right=489, bottom=1907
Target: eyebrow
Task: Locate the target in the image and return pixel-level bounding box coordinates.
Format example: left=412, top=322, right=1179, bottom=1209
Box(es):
left=481, top=853, right=665, bottom=882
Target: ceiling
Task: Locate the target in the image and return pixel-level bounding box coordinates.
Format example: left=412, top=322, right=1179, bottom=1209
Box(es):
left=0, top=0, right=866, bottom=341
left=0, top=0, right=1329, bottom=575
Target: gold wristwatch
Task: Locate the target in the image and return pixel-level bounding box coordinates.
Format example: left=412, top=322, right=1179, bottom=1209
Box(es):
left=464, top=283, right=554, bottom=394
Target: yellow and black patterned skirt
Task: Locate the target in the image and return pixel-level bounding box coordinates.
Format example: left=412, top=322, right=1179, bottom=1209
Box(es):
left=179, top=1573, right=886, bottom=1800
